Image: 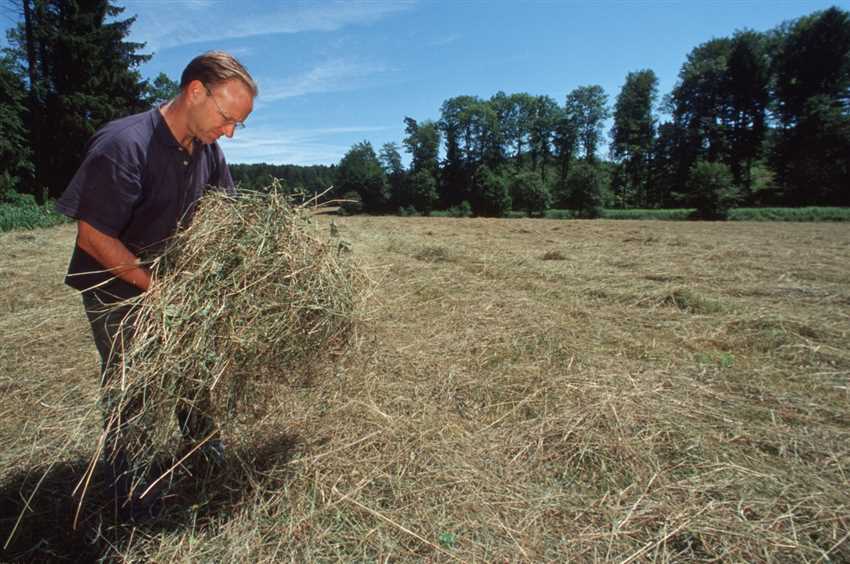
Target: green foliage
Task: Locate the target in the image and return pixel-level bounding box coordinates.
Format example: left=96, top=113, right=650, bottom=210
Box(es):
left=728, top=207, right=850, bottom=222
left=381, top=9, right=848, bottom=213
left=688, top=160, right=741, bottom=220
left=405, top=169, right=440, bottom=214
left=671, top=38, right=732, bottom=170
left=397, top=205, right=420, bottom=217
left=10, top=0, right=152, bottom=200
left=610, top=69, right=658, bottom=208
left=695, top=351, right=735, bottom=369
left=543, top=209, right=578, bottom=219
left=379, top=142, right=407, bottom=210
left=778, top=95, right=850, bottom=206
left=0, top=55, right=32, bottom=199
left=508, top=170, right=551, bottom=214
left=403, top=117, right=441, bottom=175
left=526, top=95, right=561, bottom=179
left=772, top=7, right=850, bottom=206
left=439, top=95, right=501, bottom=170
left=335, top=141, right=388, bottom=213
left=774, top=7, right=850, bottom=126
left=0, top=190, right=69, bottom=232
left=566, top=162, right=604, bottom=218
left=602, top=208, right=694, bottom=220
left=0, top=173, right=17, bottom=201
left=438, top=532, right=457, bottom=549
left=747, top=161, right=781, bottom=205
left=473, top=165, right=511, bottom=217
left=230, top=163, right=336, bottom=196
left=592, top=207, right=850, bottom=222
left=670, top=31, right=770, bottom=200
left=379, top=142, right=404, bottom=176
left=647, top=121, right=679, bottom=208
left=447, top=200, right=473, bottom=217
left=144, top=72, right=180, bottom=107
left=564, top=85, right=610, bottom=162
left=725, top=31, right=770, bottom=192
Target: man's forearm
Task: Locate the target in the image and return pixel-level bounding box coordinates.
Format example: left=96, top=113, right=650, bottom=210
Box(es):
left=76, top=220, right=152, bottom=291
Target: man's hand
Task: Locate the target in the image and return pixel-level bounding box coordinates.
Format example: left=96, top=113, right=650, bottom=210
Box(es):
left=76, top=220, right=152, bottom=291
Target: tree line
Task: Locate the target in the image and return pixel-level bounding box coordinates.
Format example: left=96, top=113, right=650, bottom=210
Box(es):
left=1, top=3, right=847, bottom=220
left=332, top=6, right=850, bottom=218
left=229, top=163, right=336, bottom=197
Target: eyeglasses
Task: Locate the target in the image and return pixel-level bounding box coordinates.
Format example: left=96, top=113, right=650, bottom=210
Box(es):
left=203, top=84, right=246, bottom=130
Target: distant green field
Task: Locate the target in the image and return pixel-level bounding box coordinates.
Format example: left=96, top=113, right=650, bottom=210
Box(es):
left=0, top=192, right=69, bottom=232
left=728, top=207, right=850, bottom=221
left=600, top=208, right=693, bottom=220
left=549, top=207, right=850, bottom=221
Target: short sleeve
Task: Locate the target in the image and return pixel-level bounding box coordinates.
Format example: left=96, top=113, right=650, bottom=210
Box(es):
left=55, top=151, right=142, bottom=237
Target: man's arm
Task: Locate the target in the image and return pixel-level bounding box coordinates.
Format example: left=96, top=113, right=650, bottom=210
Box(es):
left=76, top=220, right=152, bottom=292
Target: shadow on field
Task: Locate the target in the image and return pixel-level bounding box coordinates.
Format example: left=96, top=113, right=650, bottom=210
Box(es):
left=0, top=432, right=299, bottom=563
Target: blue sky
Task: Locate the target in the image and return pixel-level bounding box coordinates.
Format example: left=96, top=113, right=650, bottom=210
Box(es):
left=4, top=0, right=848, bottom=165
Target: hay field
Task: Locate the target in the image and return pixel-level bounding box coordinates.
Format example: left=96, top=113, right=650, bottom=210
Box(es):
left=1, top=217, right=849, bottom=562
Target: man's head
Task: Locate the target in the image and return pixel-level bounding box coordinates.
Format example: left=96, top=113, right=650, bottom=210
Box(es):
left=180, top=51, right=258, bottom=144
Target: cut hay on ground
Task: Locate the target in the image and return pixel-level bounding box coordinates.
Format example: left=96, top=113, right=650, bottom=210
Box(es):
left=96, top=190, right=365, bottom=491
left=1, top=216, right=848, bottom=562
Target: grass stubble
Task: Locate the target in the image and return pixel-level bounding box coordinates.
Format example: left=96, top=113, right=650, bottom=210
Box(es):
left=1, top=211, right=848, bottom=562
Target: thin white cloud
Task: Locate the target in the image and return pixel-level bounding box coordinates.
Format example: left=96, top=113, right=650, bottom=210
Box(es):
left=219, top=125, right=394, bottom=165
left=430, top=33, right=461, bottom=47
left=121, top=0, right=416, bottom=52
left=259, top=59, right=389, bottom=101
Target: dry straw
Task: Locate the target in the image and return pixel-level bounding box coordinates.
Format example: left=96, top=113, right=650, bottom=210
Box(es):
left=93, top=189, right=365, bottom=493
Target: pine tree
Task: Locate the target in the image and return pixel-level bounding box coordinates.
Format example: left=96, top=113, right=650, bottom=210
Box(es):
left=0, top=54, right=32, bottom=198
left=10, top=0, right=152, bottom=200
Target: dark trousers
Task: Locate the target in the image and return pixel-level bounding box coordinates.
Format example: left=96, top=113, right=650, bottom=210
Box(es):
left=81, top=292, right=214, bottom=465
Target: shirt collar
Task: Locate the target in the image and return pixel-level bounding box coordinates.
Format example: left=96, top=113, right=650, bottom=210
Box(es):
left=151, top=106, right=183, bottom=149
left=151, top=105, right=204, bottom=154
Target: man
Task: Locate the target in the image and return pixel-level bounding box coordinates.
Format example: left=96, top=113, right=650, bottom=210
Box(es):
left=56, top=51, right=257, bottom=515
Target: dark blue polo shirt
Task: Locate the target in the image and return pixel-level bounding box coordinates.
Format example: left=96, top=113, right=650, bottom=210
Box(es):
left=56, top=107, right=235, bottom=301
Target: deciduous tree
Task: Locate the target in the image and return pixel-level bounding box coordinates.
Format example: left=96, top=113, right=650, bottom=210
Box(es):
left=725, top=31, right=769, bottom=194
left=567, top=161, right=604, bottom=218
left=508, top=170, right=551, bottom=214
left=472, top=165, right=510, bottom=216
left=772, top=7, right=850, bottom=205
left=335, top=141, right=388, bottom=212
left=144, top=72, right=179, bottom=107
left=688, top=160, right=741, bottom=220
left=670, top=37, right=732, bottom=189
left=565, top=85, right=610, bottom=163
left=610, top=69, right=658, bottom=207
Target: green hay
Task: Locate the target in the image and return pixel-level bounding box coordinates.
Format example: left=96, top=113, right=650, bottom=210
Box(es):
left=97, top=190, right=366, bottom=492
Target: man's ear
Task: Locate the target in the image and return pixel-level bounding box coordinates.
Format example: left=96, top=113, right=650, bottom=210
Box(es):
left=186, top=80, right=205, bottom=105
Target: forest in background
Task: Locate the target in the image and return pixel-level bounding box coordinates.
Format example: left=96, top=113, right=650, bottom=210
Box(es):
left=1, top=2, right=848, bottom=221
left=321, top=5, right=850, bottom=219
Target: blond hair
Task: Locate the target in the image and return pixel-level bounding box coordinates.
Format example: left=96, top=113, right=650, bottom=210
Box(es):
left=180, top=51, right=258, bottom=97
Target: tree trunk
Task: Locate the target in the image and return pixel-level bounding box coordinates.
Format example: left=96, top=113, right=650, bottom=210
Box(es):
left=21, top=0, right=42, bottom=201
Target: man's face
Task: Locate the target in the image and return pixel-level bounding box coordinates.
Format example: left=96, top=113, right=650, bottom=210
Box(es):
left=190, top=79, right=254, bottom=144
